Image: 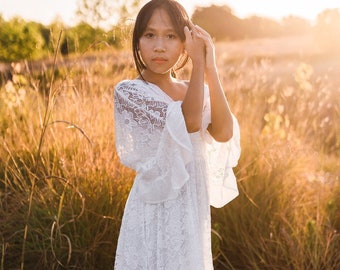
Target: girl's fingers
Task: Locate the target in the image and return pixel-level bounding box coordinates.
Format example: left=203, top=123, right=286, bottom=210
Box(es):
left=184, top=26, right=191, bottom=39
left=188, top=21, right=201, bottom=38
left=187, top=22, right=212, bottom=43
left=195, top=25, right=212, bottom=40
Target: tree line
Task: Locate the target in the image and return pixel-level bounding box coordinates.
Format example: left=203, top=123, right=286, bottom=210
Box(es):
left=0, top=16, right=125, bottom=63
left=191, top=5, right=340, bottom=53
left=0, top=4, right=339, bottom=63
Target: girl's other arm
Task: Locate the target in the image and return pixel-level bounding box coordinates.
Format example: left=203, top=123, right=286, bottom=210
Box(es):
left=196, top=25, right=233, bottom=142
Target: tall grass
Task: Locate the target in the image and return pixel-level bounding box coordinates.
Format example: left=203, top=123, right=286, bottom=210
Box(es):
left=0, top=41, right=339, bottom=269
left=212, top=57, right=340, bottom=269
left=1, top=41, right=136, bottom=269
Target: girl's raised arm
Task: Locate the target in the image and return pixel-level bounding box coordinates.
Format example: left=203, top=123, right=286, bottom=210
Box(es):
left=196, top=25, right=234, bottom=142
left=181, top=22, right=206, bottom=133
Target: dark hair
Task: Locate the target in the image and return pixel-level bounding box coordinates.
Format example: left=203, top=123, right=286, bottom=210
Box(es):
left=132, top=0, right=190, bottom=79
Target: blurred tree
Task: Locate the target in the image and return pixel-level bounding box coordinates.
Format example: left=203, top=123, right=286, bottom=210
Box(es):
left=118, top=0, right=143, bottom=25
left=0, top=18, right=45, bottom=62
left=37, top=23, right=52, bottom=50
left=61, top=23, right=99, bottom=54
left=191, top=5, right=244, bottom=41
left=76, top=0, right=142, bottom=28
left=75, top=0, right=141, bottom=50
left=314, top=8, right=340, bottom=54
left=281, top=15, right=311, bottom=36
left=76, top=0, right=113, bottom=28
left=243, top=16, right=281, bottom=38
left=60, top=23, right=125, bottom=55
left=191, top=5, right=286, bottom=41
left=47, top=19, right=68, bottom=56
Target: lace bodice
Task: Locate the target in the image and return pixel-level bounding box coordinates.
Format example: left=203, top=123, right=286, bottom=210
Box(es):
left=114, top=79, right=240, bottom=206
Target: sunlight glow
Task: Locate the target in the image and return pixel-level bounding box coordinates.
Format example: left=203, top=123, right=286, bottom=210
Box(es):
left=0, top=0, right=339, bottom=25
left=182, top=0, right=340, bottom=21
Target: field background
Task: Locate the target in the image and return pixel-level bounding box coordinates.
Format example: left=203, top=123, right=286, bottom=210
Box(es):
left=1, top=33, right=339, bottom=269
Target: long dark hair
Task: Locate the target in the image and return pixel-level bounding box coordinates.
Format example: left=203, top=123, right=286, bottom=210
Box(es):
left=132, top=0, right=190, bottom=79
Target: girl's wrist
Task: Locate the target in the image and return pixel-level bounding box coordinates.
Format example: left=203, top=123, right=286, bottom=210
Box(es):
left=191, top=58, right=205, bottom=68
left=205, top=65, right=218, bottom=75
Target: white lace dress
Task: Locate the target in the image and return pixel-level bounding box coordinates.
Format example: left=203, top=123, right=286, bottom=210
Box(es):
left=113, top=79, right=240, bottom=270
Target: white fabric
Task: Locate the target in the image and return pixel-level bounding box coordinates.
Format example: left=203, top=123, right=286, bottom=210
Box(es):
left=113, top=79, right=240, bottom=270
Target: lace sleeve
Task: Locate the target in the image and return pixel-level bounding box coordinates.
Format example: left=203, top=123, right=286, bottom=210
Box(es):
left=113, top=80, right=193, bottom=203
left=202, top=88, right=241, bottom=208
left=114, top=80, right=168, bottom=169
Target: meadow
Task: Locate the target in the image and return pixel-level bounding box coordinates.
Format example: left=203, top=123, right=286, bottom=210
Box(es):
left=0, top=34, right=339, bottom=269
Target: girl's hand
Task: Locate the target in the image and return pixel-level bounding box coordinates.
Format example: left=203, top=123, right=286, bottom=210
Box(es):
left=184, top=22, right=217, bottom=71
left=184, top=21, right=206, bottom=66
left=194, top=25, right=217, bottom=71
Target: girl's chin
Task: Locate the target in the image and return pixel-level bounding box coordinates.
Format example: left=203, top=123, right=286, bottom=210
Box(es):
left=144, top=68, right=172, bottom=76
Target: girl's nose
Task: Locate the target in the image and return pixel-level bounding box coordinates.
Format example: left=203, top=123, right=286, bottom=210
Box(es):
left=154, top=47, right=165, bottom=52
left=154, top=38, right=165, bottom=52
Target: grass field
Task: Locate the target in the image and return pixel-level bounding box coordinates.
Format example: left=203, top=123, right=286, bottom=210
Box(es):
left=0, top=34, right=339, bottom=269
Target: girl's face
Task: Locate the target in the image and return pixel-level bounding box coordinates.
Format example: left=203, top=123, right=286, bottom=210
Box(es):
left=139, top=8, right=185, bottom=78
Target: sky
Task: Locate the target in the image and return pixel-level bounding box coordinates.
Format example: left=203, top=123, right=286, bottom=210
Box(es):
left=0, top=0, right=339, bottom=26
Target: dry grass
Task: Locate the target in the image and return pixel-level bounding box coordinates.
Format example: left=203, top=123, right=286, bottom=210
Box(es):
left=0, top=35, right=339, bottom=269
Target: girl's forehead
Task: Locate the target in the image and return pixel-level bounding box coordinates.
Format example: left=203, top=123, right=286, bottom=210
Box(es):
left=147, top=8, right=174, bottom=29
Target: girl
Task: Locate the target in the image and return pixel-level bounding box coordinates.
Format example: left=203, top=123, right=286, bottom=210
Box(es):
left=113, top=0, right=240, bottom=269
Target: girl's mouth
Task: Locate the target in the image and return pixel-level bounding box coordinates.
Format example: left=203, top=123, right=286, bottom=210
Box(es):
left=152, top=57, right=167, bottom=63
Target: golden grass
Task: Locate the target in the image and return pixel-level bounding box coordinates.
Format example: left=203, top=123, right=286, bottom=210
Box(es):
left=0, top=35, right=339, bottom=269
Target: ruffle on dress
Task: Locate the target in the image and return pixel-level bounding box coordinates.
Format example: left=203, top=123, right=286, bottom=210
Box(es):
left=135, top=101, right=194, bottom=203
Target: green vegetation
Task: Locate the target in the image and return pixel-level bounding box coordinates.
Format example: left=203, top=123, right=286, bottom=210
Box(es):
left=0, top=17, right=127, bottom=63
left=0, top=18, right=46, bottom=62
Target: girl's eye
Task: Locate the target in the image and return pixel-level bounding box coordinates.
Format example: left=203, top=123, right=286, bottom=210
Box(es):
left=167, top=34, right=176, bottom=39
left=144, top=33, right=154, bottom=38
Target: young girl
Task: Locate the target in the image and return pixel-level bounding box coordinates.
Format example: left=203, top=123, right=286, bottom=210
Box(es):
left=113, top=0, right=240, bottom=269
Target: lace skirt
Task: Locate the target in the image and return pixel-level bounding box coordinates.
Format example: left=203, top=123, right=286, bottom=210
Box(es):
left=114, top=158, right=213, bottom=270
